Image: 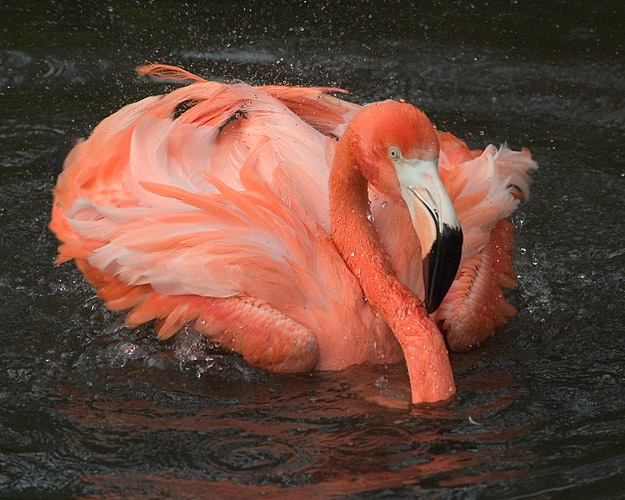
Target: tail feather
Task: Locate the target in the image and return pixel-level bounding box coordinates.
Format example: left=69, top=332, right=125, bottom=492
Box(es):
left=137, top=64, right=207, bottom=84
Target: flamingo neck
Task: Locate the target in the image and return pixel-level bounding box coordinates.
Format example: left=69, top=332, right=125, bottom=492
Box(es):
left=328, top=137, right=456, bottom=403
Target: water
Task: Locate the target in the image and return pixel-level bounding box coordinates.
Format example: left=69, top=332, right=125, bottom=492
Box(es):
left=2, top=1, right=625, bottom=498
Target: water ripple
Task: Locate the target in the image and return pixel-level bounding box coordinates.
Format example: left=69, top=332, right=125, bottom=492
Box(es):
left=0, top=50, right=87, bottom=87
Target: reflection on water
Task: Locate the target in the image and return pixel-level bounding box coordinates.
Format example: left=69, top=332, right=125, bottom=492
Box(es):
left=53, top=356, right=534, bottom=499
left=2, top=0, right=625, bottom=498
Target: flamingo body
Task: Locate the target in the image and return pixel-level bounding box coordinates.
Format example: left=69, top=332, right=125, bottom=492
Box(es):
left=50, top=65, right=536, bottom=402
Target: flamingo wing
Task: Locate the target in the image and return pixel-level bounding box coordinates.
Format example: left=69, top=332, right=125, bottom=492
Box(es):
left=50, top=66, right=401, bottom=372
left=433, top=132, right=538, bottom=350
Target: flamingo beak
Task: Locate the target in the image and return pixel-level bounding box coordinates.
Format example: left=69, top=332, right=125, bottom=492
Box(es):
left=395, top=158, right=463, bottom=313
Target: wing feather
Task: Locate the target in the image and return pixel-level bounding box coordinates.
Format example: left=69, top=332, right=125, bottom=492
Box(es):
left=433, top=132, right=538, bottom=348
left=54, top=75, right=376, bottom=347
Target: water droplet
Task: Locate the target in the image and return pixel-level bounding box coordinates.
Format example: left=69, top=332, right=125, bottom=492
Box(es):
left=381, top=201, right=388, bottom=208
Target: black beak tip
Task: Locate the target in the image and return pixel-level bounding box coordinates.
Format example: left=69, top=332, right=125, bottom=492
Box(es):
left=423, top=224, right=463, bottom=314
left=424, top=296, right=440, bottom=315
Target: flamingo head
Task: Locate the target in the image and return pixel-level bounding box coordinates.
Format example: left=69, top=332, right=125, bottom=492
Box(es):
left=349, top=100, right=463, bottom=313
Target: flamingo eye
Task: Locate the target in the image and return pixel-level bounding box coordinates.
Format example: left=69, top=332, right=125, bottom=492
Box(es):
left=388, top=146, right=401, bottom=161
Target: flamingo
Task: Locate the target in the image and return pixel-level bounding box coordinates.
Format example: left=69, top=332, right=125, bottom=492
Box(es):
left=50, top=65, right=537, bottom=403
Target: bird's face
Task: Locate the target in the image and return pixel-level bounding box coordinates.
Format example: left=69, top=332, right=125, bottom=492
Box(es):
left=353, top=101, right=463, bottom=313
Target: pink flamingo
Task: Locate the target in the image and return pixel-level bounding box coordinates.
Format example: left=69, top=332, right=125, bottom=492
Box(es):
left=50, top=65, right=536, bottom=403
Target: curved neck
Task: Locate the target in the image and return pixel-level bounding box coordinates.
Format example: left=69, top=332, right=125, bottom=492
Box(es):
left=329, top=135, right=455, bottom=403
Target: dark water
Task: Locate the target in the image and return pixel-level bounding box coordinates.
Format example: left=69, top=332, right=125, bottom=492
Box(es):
left=2, top=1, right=625, bottom=498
